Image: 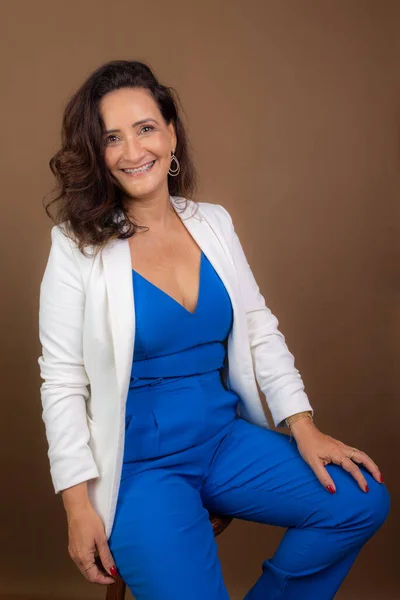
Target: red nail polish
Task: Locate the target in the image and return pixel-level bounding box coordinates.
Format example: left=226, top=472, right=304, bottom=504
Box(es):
left=326, top=485, right=336, bottom=494
left=380, top=474, right=384, bottom=483
left=110, top=565, right=117, bottom=576
left=365, top=485, right=369, bottom=493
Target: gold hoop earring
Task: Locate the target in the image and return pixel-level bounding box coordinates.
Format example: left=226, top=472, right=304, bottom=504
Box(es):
left=169, top=151, right=180, bottom=176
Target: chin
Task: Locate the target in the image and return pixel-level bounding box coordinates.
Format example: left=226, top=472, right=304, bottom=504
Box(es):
left=120, top=181, right=165, bottom=200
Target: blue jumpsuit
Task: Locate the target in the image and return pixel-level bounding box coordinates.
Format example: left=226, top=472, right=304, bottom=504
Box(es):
left=108, top=250, right=390, bottom=600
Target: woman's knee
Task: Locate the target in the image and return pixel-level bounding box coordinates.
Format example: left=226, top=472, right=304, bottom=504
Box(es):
left=364, top=477, right=391, bottom=532
left=348, top=476, right=390, bottom=538
left=324, top=466, right=390, bottom=538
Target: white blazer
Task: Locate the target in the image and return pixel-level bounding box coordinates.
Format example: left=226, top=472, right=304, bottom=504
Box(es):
left=38, top=195, right=313, bottom=539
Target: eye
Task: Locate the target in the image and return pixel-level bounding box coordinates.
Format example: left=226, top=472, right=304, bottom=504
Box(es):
left=140, top=125, right=155, bottom=134
left=105, top=134, right=119, bottom=145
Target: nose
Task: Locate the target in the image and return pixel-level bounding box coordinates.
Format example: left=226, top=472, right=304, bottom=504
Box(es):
left=120, top=135, right=147, bottom=165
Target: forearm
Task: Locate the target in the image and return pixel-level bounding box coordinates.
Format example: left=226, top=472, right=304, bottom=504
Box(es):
left=61, top=481, right=91, bottom=516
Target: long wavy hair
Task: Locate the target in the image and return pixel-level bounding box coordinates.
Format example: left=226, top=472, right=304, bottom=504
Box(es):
left=43, top=60, right=198, bottom=257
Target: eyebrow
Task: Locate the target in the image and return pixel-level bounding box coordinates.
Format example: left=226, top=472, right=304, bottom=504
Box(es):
left=103, top=118, right=158, bottom=135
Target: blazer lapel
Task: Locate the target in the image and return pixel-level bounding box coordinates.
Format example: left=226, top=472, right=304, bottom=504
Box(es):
left=101, top=232, right=135, bottom=403
left=170, top=197, right=239, bottom=315
left=101, top=195, right=244, bottom=404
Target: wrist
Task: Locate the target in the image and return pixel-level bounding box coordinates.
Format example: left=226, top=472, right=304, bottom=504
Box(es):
left=290, top=415, right=316, bottom=436
left=285, top=410, right=314, bottom=442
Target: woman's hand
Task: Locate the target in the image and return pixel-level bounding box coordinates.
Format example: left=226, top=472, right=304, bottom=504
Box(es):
left=290, top=417, right=384, bottom=494
left=66, top=503, right=117, bottom=584
left=62, top=482, right=117, bottom=585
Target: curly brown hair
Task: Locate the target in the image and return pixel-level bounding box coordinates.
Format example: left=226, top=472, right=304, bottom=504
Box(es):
left=43, top=60, right=198, bottom=257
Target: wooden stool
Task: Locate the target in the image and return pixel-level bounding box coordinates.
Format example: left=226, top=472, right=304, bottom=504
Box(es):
left=105, top=512, right=233, bottom=600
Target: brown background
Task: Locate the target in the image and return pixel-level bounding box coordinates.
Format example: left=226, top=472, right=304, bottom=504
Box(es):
left=0, top=1, right=398, bottom=599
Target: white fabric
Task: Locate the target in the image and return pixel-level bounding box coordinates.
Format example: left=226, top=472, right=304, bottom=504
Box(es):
left=38, top=195, right=313, bottom=538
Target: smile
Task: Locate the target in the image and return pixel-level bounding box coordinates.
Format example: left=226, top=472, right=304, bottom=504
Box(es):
left=121, top=161, right=156, bottom=176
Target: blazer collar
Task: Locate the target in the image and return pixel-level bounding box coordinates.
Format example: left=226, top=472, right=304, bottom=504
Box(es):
left=102, top=195, right=239, bottom=399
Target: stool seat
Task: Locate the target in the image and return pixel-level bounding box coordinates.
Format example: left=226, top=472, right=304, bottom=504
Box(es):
left=105, top=512, right=233, bottom=600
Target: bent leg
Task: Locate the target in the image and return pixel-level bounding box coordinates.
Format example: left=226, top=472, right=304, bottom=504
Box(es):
left=109, top=468, right=230, bottom=600
left=201, top=417, right=390, bottom=600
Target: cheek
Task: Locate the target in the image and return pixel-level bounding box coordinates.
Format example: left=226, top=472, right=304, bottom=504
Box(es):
left=151, top=135, right=171, bottom=158
left=104, top=147, right=118, bottom=170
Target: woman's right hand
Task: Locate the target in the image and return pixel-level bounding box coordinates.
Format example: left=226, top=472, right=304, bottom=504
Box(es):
left=62, top=483, right=117, bottom=585
left=67, top=503, right=117, bottom=584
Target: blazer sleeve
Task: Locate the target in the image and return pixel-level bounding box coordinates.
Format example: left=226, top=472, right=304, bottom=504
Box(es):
left=37, top=225, right=99, bottom=493
left=215, top=204, right=314, bottom=427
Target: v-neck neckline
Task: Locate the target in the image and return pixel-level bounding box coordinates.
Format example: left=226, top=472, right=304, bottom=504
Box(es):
left=132, top=251, right=204, bottom=316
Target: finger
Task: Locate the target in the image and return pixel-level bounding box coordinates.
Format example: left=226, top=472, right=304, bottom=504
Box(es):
left=79, top=560, right=115, bottom=585
left=348, top=449, right=383, bottom=483
left=309, top=460, right=337, bottom=494
left=69, top=549, right=98, bottom=584
left=96, top=538, right=118, bottom=578
left=336, top=442, right=384, bottom=484
left=73, top=546, right=114, bottom=586
left=335, top=454, right=369, bottom=492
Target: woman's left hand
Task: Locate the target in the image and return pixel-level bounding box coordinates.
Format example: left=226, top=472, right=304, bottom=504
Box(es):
left=290, top=417, right=384, bottom=494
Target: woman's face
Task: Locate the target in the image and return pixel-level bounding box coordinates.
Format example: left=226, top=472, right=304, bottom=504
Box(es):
left=99, top=87, right=177, bottom=201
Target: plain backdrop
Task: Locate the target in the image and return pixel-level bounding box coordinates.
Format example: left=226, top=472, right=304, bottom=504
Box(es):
left=0, top=1, right=399, bottom=599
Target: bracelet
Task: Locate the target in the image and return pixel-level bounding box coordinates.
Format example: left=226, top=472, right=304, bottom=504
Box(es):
left=285, top=411, right=313, bottom=443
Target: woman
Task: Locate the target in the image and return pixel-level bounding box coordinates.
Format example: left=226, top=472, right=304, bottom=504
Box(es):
left=38, top=60, right=390, bottom=599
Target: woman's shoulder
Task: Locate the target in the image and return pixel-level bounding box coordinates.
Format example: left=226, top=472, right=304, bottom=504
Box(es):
left=197, top=201, right=234, bottom=234
left=48, top=224, right=92, bottom=268
left=172, top=195, right=233, bottom=228
left=47, top=221, right=76, bottom=253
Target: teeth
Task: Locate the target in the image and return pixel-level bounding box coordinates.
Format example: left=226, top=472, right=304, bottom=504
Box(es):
left=123, top=161, right=154, bottom=175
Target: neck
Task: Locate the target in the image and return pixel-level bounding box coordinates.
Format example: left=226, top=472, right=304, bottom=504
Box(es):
left=125, top=192, right=176, bottom=230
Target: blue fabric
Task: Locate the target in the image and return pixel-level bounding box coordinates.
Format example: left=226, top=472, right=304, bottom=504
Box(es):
left=121, top=251, right=240, bottom=469
left=130, top=251, right=231, bottom=379
left=108, top=251, right=390, bottom=599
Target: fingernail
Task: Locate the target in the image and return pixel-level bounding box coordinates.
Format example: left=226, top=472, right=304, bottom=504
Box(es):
left=365, top=485, right=369, bottom=493
left=380, top=474, right=384, bottom=483
left=110, top=565, right=117, bottom=576
left=326, top=485, right=336, bottom=494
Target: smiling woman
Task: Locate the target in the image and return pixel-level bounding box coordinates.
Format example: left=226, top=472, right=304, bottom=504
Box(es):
left=38, top=59, right=390, bottom=600
left=43, top=60, right=196, bottom=256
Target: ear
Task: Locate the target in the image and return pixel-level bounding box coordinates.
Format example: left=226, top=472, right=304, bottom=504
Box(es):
left=167, top=121, right=177, bottom=152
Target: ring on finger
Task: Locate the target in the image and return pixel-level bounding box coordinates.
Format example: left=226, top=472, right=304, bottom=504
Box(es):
left=347, top=447, right=356, bottom=460
left=84, top=563, right=96, bottom=572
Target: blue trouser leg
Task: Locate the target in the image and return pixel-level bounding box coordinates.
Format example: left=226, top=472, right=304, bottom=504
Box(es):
left=201, top=418, right=391, bottom=600
left=109, top=416, right=390, bottom=599
left=108, top=467, right=230, bottom=600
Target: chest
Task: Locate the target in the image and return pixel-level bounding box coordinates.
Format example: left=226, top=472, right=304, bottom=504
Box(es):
left=128, top=231, right=203, bottom=314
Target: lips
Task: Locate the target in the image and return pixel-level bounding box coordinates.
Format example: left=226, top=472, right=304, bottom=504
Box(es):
left=121, top=160, right=156, bottom=174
